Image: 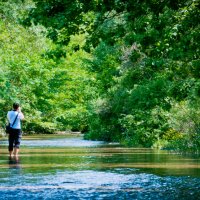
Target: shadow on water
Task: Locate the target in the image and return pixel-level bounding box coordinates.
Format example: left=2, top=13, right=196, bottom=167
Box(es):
left=0, top=135, right=200, bottom=199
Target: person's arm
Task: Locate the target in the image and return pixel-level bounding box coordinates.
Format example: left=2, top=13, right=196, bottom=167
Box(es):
left=7, top=112, right=10, bottom=121
left=18, top=107, right=24, bottom=120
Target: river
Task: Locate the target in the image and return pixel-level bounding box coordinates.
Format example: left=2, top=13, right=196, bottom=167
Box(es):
left=0, top=135, right=200, bottom=199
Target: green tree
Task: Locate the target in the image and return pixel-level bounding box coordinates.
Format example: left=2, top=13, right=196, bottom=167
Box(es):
left=0, top=0, right=95, bottom=134
left=14, top=0, right=200, bottom=151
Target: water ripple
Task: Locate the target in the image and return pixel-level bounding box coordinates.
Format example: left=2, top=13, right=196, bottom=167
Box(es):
left=0, top=169, right=200, bottom=200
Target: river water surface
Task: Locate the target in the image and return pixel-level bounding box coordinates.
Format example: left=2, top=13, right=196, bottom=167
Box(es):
left=0, top=135, right=200, bottom=199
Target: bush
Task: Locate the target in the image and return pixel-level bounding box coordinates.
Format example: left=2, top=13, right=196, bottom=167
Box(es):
left=166, top=99, right=200, bottom=153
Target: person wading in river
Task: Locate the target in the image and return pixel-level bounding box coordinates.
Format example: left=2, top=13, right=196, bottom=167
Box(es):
left=7, top=103, right=24, bottom=157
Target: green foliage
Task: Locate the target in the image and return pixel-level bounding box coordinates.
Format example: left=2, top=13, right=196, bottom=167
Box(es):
left=1, top=0, right=199, bottom=153
left=82, top=0, right=200, bottom=150
left=168, top=100, right=200, bottom=136
left=166, top=98, right=200, bottom=153
left=162, top=129, right=183, bottom=141
left=0, top=0, right=94, bottom=133
left=166, top=134, right=200, bottom=154
left=85, top=98, right=120, bottom=141
left=0, top=5, right=53, bottom=129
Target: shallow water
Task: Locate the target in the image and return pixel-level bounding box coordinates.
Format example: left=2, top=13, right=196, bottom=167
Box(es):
left=0, top=135, right=200, bottom=199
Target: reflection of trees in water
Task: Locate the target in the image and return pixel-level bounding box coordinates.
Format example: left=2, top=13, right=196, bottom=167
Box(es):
left=8, top=156, right=21, bottom=170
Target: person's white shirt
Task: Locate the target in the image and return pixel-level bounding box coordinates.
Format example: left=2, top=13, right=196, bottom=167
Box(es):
left=7, top=110, right=24, bottom=129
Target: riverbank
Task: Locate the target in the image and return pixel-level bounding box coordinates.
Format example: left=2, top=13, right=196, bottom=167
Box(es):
left=1, top=128, right=199, bottom=155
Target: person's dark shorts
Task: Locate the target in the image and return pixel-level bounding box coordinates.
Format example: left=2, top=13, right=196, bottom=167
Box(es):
left=8, top=129, right=22, bottom=151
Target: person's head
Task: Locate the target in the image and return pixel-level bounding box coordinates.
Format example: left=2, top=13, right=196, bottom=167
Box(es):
left=13, top=102, right=20, bottom=110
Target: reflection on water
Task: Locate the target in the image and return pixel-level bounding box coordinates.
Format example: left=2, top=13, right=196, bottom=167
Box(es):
left=1, top=135, right=106, bottom=147
left=21, top=137, right=106, bottom=147
left=8, top=156, right=21, bottom=170
left=0, top=135, right=200, bottom=199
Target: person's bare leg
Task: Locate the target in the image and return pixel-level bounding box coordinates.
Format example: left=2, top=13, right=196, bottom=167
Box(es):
left=14, top=154, right=19, bottom=162
left=9, top=151, right=13, bottom=157
left=13, top=148, right=19, bottom=156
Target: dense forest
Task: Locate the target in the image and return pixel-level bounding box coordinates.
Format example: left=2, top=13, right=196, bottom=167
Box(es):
left=0, top=0, right=199, bottom=152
